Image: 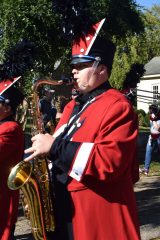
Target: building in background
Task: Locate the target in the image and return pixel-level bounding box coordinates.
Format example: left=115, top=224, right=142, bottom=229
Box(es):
left=137, top=56, right=160, bottom=113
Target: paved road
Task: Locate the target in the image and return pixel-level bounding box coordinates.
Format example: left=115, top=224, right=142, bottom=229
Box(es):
left=14, top=175, right=160, bottom=240
left=135, top=175, right=160, bottom=240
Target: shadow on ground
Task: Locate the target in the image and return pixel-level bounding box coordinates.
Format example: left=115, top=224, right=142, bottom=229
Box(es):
left=136, top=188, right=160, bottom=227
left=135, top=176, right=160, bottom=240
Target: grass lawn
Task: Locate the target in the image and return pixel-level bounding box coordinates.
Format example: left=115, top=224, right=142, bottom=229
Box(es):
left=139, top=126, right=150, bottom=132
left=139, top=161, right=160, bottom=176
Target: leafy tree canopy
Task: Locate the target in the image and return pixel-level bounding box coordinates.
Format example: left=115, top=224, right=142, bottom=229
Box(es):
left=2, top=0, right=159, bottom=95
left=110, top=4, right=160, bottom=89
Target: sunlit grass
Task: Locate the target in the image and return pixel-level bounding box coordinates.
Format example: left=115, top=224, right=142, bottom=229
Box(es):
left=139, top=161, right=160, bottom=176
left=139, top=126, right=150, bottom=132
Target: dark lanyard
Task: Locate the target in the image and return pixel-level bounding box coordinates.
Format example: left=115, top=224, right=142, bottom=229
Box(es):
left=57, top=82, right=112, bottom=140
left=61, top=98, right=96, bottom=140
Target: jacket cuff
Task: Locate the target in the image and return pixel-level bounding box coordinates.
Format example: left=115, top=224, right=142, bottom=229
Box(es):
left=49, top=137, right=81, bottom=172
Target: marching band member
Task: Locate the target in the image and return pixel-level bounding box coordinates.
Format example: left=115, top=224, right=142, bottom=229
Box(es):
left=25, top=18, right=140, bottom=240
left=0, top=78, right=24, bottom=240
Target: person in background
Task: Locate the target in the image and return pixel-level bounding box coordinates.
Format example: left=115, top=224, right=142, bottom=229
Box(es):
left=0, top=78, right=24, bottom=240
left=25, top=18, right=140, bottom=240
left=39, top=87, right=57, bottom=133
left=140, top=104, right=160, bottom=175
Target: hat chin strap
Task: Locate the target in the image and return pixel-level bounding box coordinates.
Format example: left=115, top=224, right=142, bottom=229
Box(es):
left=92, top=57, right=101, bottom=68
left=77, top=57, right=101, bottom=92
left=89, top=57, right=101, bottom=80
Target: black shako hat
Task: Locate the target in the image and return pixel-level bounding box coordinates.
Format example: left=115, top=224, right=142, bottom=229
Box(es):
left=0, top=77, right=24, bottom=112
left=71, top=18, right=116, bottom=73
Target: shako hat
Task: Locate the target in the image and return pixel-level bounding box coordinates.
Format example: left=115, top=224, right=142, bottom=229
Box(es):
left=71, top=18, right=116, bottom=73
left=0, top=77, right=24, bottom=111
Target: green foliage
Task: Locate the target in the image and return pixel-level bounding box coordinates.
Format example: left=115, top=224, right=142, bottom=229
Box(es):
left=110, top=4, right=160, bottom=89
left=136, top=109, right=150, bottom=127
left=143, top=113, right=150, bottom=127
left=138, top=113, right=144, bottom=126
left=144, top=114, right=150, bottom=127
left=136, top=109, right=146, bottom=117
left=105, top=0, right=144, bottom=37
left=0, top=1, right=159, bottom=95
left=0, top=0, right=65, bottom=74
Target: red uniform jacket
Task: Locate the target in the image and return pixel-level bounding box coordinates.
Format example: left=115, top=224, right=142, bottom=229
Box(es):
left=0, top=121, right=24, bottom=240
left=51, top=87, right=140, bottom=240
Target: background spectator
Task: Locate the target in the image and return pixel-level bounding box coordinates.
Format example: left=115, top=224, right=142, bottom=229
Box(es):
left=140, top=104, right=160, bottom=175
left=39, top=87, right=57, bottom=133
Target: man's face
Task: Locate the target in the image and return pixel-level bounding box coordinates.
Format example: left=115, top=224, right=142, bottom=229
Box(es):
left=71, top=62, right=101, bottom=94
left=0, top=102, right=10, bottom=120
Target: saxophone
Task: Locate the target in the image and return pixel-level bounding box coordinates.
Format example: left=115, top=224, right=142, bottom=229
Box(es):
left=8, top=79, right=63, bottom=240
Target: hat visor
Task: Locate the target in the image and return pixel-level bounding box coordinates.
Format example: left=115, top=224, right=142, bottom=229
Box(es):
left=70, top=55, right=95, bottom=65
left=0, top=95, right=6, bottom=103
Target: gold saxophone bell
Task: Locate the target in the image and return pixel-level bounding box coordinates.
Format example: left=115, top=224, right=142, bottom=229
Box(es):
left=8, top=161, right=49, bottom=240
left=8, top=161, right=32, bottom=190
